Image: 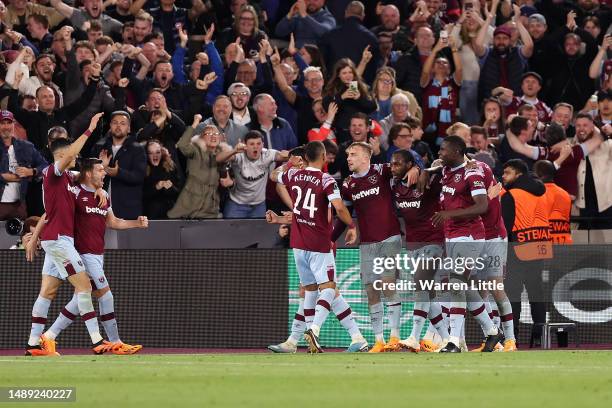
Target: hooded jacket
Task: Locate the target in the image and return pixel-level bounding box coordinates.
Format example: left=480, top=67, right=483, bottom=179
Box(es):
left=501, top=174, right=549, bottom=243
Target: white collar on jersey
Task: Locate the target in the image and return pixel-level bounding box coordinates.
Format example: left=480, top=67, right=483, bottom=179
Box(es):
left=305, top=166, right=321, bottom=172
left=450, top=162, right=466, bottom=172
left=80, top=184, right=96, bottom=193
left=352, top=168, right=370, bottom=178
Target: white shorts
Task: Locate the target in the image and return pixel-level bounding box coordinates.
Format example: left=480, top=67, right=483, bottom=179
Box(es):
left=406, top=243, right=445, bottom=289
left=445, top=236, right=485, bottom=276
left=42, top=252, right=108, bottom=290
left=40, top=236, right=85, bottom=279
left=477, top=237, right=508, bottom=279
left=293, top=249, right=336, bottom=286
left=360, top=235, right=402, bottom=285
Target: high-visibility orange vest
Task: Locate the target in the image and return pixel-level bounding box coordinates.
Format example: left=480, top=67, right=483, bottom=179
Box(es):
left=544, top=182, right=573, bottom=244
left=508, top=188, right=553, bottom=260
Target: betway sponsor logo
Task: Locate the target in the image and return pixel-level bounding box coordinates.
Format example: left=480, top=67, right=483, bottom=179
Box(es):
left=86, top=206, right=108, bottom=216
left=352, top=186, right=379, bottom=201
left=442, top=185, right=456, bottom=195
left=397, top=200, right=420, bottom=209
left=67, top=185, right=80, bottom=195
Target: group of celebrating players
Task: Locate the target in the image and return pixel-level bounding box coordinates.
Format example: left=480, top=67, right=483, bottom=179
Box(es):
left=22, top=113, right=514, bottom=355
left=267, top=136, right=516, bottom=353
left=24, top=111, right=148, bottom=357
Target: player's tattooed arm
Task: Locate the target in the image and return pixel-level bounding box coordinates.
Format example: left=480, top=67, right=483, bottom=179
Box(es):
left=25, top=213, right=46, bottom=262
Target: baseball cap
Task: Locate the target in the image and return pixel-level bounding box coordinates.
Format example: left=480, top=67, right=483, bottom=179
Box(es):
left=493, top=25, right=513, bottom=38
left=522, top=71, right=543, bottom=86
left=0, top=110, right=15, bottom=122
left=520, top=5, right=538, bottom=17
left=110, top=110, right=131, bottom=121
left=528, top=13, right=547, bottom=25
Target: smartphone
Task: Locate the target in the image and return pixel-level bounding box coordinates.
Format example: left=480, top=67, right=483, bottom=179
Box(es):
left=440, top=30, right=448, bottom=43
left=465, top=3, right=473, bottom=11
left=349, top=81, right=358, bottom=92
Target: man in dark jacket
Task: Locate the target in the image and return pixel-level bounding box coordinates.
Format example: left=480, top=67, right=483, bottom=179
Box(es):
left=319, top=1, right=380, bottom=83
left=392, top=26, right=447, bottom=104
left=93, top=111, right=146, bottom=219
left=475, top=19, right=534, bottom=104
left=8, top=64, right=100, bottom=154
left=0, top=111, right=48, bottom=220
left=546, top=26, right=598, bottom=111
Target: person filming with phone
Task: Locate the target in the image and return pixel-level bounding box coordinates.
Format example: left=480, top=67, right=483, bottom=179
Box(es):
left=322, top=59, right=376, bottom=145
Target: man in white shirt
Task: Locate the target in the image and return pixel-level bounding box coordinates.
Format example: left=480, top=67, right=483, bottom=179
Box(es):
left=216, top=131, right=288, bottom=218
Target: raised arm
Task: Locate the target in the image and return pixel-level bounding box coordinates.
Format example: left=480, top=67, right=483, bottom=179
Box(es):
left=49, top=0, right=75, bottom=19
left=356, top=45, right=373, bottom=79
left=270, top=48, right=297, bottom=105
left=420, top=39, right=444, bottom=87
left=474, top=0, right=498, bottom=57
left=216, top=139, right=246, bottom=163
left=450, top=36, right=462, bottom=85
left=57, top=113, right=104, bottom=173
left=514, top=4, right=533, bottom=58
left=589, top=37, right=611, bottom=79
left=128, top=0, right=148, bottom=15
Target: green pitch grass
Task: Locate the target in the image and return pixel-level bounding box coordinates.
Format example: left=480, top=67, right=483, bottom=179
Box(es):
left=1, top=351, right=611, bottom=407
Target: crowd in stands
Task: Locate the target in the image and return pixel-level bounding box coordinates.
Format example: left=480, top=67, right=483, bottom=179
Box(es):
left=0, top=0, right=611, bottom=229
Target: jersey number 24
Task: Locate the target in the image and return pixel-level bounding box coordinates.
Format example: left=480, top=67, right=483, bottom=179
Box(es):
left=292, top=186, right=319, bottom=218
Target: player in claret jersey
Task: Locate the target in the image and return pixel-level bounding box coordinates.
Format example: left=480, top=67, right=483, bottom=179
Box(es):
left=24, top=113, right=107, bottom=356
left=431, top=136, right=502, bottom=353
left=338, top=142, right=420, bottom=353
left=272, top=141, right=357, bottom=353
left=267, top=147, right=368, bottom=353
left=33, top=159, right=148, bottom=355
left=388, top=150, right=450, bottom=352
left=469, top=159, right=516, bottom=352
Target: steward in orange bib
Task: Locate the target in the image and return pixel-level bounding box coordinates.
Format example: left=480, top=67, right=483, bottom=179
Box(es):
left=500, top=159, right=550, bottom=344
left=534, top=160, right=573, bottom=244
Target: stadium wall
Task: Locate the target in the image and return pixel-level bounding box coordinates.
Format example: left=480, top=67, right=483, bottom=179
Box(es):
left=1, top=246, right=611, bottom=349
left=2, top=220, right=612, bottom=250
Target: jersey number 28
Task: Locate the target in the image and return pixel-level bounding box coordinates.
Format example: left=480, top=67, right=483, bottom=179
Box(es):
left=292, top=186, right=318, bottom=218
